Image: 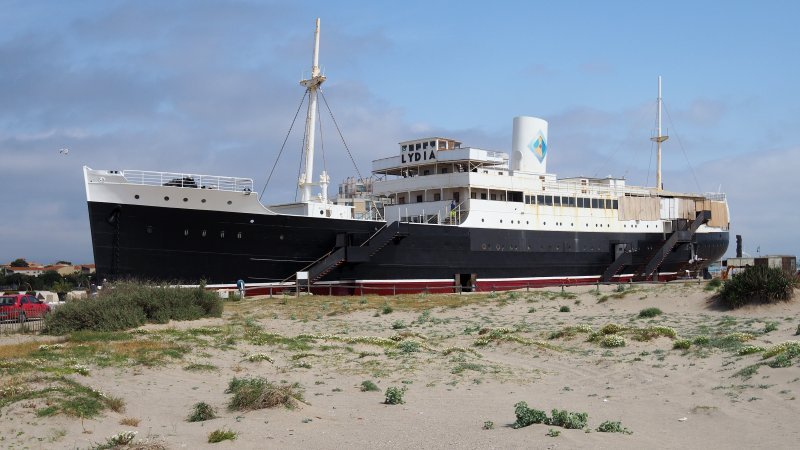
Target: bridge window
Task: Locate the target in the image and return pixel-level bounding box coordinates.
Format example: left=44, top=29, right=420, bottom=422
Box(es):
left=416, top=195, right=423, bottom=203
left=434, top=193, right=441, bottom=201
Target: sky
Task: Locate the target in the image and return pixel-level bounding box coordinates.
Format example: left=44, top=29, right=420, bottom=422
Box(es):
left=1, top=0, right=798, bottom=264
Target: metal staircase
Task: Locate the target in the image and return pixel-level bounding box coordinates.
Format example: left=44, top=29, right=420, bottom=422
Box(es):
left=600, top=243, right=632, bottom=282
left=300, top=222, right=409, bottom=283
left=634, top=210, right=711, bottom=281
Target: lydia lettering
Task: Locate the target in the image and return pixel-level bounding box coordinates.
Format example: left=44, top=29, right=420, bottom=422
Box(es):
left=402, top=150, right=436, bottom=164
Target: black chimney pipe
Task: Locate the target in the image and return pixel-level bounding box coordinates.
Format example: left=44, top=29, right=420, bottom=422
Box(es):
left=736, top=235, right=742, bottom=258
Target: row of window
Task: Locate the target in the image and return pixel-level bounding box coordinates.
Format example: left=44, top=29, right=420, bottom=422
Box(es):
left=525, top=195, right=619, bottom=209
left=133, top=194, right=233, bottom=206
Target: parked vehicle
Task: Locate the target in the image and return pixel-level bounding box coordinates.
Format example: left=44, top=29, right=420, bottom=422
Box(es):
left=0, top=294, right=51, bottom=322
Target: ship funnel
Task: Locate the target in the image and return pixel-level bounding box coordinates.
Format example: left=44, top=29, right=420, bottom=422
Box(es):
left=511, top=116, right=548, bottom=174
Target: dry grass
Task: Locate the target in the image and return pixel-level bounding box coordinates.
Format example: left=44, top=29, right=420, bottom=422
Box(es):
left=226, top=293, right=497, bottom=319
left=110, top=340, right=176, bottom=354
left=120, top=416, right=141, bottom=426
left=0, top=339, right=66, bottom=359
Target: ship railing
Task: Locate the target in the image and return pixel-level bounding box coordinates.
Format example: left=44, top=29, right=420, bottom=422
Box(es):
left=541, top=180, right=652, bottom=198
left=121, top=170, right=254, bottom=192
left=704, top=192, right=726, bottom=201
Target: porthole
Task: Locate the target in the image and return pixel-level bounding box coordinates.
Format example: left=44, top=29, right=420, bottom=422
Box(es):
left=496, top=244, right=501, bottom=250
left=481, top=218, right=485, bottom=222
left=146, top=226, right=153, bottom=234
left=184, top=229, right=189, bottom=236
left=164, top=196, right=169, bottom=201
left=237, top=232, right=242, bottom=239
left=526, top=221, right=529, bottom=225
left=220, top=231, right=225, bottom=238
left=481, top=243, right=488, bottom=250
left=134, top=194, right=140, bottom=199
left=202, top=230, right=207, bottom=237
left=183, top=198, right=188, bottom=202
left=320, top=210, right=324, bottom=215
left=570, top=223, right=574, bottom=226
left=279, top=234, right=284, bottom=240
left=543, top=221, right=546, bottom=225
left=249, top=219, right=254, bottom=224
left=500, top=219, right=503, bottom=223
left=201, top=199, right=207, bottom=203
left=227, top=200, right=232, bottom=205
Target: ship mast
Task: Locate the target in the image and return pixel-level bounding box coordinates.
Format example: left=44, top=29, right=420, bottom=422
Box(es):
left=299, top=18, right=327, bottom=203
left=651, top=76, right=668, bottom=192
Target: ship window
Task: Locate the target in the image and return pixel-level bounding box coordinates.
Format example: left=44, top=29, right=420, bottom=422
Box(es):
left=544, top=195, right=553, bottom=206
left=423, top=170, right=430, bottom=175
left=237, top=232, right=242, bottom=239
left=440, top=168, right=448, bottom=174
left=320, top=210, right=324, bottom=215
left=553, top=196, right=561, bottom=206
left=471, top=192, right=477, bottom=199
left=480, top=193, right=487, bottom=200
left=605, top=199, right=612, bottom=209
left=202, top=230, right=207, bottom=237
left=279, top=234, right=284, bottom=240
left=220, top=231, right=225, bottom=238
left=613, top=200, right=619, bottom=209
left=146, top=226, right=153, bottom=234
left=416, top=195, right=423, bottom=203
left=490, top=194, right=497, bottom=200
left=134, top=194, right=140, bottom=199
left=183, top=198, right=188, bottom=202
left=483, top=170, right=489, bottom=174
left=591, top=199, right=599, bottom=208
left=434, top=193, right=441, bottom=201
left=525, top=195, right=530, bottom=204
left=184, top=229, right=189, bottom=236
left=164, top=196, right=169, bottom=201
left=399, top=196, right=405, bottom=204
left=227, top=200, right=232, bottom=205
left=481, top=218, right=485, bottom=222
left=201, top=199, right=206, bottom=203
left=500, top=219, right=503, bottom=223
left=577, top=198, right=584, bottom=207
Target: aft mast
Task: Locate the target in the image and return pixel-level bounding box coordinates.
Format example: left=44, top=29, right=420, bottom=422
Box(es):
left=651, top=76, right=669, bottom=192
left=299, top=18, right=327, bottom=202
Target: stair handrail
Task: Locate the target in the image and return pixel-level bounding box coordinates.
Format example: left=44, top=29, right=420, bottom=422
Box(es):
left=359, top=221, right=394, bottom=247
left=281, top=247, right=338, bottom=283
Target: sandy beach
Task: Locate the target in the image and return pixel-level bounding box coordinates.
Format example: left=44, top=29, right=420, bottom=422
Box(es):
left=2, top=282, right=799, bottom=449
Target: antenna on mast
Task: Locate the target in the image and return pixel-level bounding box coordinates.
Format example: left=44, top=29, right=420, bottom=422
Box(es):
left=299, top=18, right=327, bottom=203
left=651, top=76, right=668, bottom=192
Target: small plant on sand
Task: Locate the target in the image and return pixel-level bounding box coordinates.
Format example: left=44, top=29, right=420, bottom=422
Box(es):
left=226, top=377, right=304, bottom=411
left=559, top=306, right=571, bottom=313
left=705, top=278, right=722, bottom=291
left=97, top=431, right=137, bottom=448
left=188, top=402, right=216, bottom=422
left=638, top=307, right=663, bottom=318
left=384, top=386, right=406, bottom=405
left=119, top=417, right=140, bottom=426
left=601, top=335, right=626, bottom=348
left=673, top=339, right=691, bottom=350
left=548, top=409, right=588, bottom=429
left=397, top=340, right=420, bottom=353
left=764, top=322, right=778, bottom=333
left=693, top=336, right=710, bottom=345
left=382, top=304, right=394, bottom=315
left=547, top=429, right=561, bottom=437
left=795, top=324, right=800, bottom=336
left=360, top=380, right=380, bottom=392
left=600, top=323, right=626, bottom=335
left=391, top=320, right=407, bottom=330
left=483, top=420, right=494, bottom=430
left=208, top=428, right=237, bottom=443
left=597, top=420, right=633, bottom=434
left=512, top=402, right=548, bottom=428
left=738, top=345, right=766, bottom=356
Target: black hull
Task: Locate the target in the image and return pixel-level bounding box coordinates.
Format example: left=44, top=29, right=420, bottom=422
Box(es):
left=87, top=201, right=729, bottom=286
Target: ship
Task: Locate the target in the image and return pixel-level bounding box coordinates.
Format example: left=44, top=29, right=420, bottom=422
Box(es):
left=83, top=19, right=729, bottom=295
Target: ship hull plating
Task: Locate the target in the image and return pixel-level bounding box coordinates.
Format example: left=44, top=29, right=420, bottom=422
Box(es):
left=87, top=201, right=729, bottom=288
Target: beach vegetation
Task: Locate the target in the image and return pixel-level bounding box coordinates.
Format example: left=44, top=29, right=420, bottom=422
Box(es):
left=384, top=386, right=406, bottom=404
left=638, top=307, right=663, bottom=318
left=188, top=402, right=216, bottom=422
left=717, top=266, right=796, bottom=308
left=208, top=428, right=236, bottom=443
left=226, top=377, right=304, bottom=411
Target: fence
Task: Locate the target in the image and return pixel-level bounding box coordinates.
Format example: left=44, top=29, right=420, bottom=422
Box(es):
left=0, top=308, right=47, bottom=334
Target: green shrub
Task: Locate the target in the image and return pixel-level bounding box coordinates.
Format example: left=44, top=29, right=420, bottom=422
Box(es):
left=208, top=428, right=236, bottom=443
left=673, top=339, right=691, bottom=350
left=384, top=386, right=406, bottom=405
left=764, top=322, right=778, bottom=333
left=597, top=420, right=632, bottom=434
left=188, top=402, right=216, bottom=422
left=360, top=380, right=380, bottom=392
left=705, top=278, right=722, bottom=291
left=482, top=420, right=494, bottom=430
left=600, top=323, right=626, bottom=335
left=638, top=307, right=663, bottom=318
left=44, top=282, right=223, bottom=334
left=226, top=377, right=304, bottom=411
left=693, top=336, right=710, bottom=345
left=397, top=340, right=420, bottom=353
left=718, top=266, right=796, bottom=308
left=391, top=320, right=407, bottom=330
left=547, top=428, right=561, bottom=437
left=548, top=409, right=588, bottom=429
left=559, top=306, right=571, bottom=313
left=512, top=402, right=548, bottom=428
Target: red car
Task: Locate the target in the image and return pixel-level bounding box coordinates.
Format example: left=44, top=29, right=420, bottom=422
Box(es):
left=0, top=294, right=51, bottom=322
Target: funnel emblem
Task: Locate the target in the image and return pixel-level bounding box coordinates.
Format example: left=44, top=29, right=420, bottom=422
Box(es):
left=528, top=132, right=547, bottom=163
